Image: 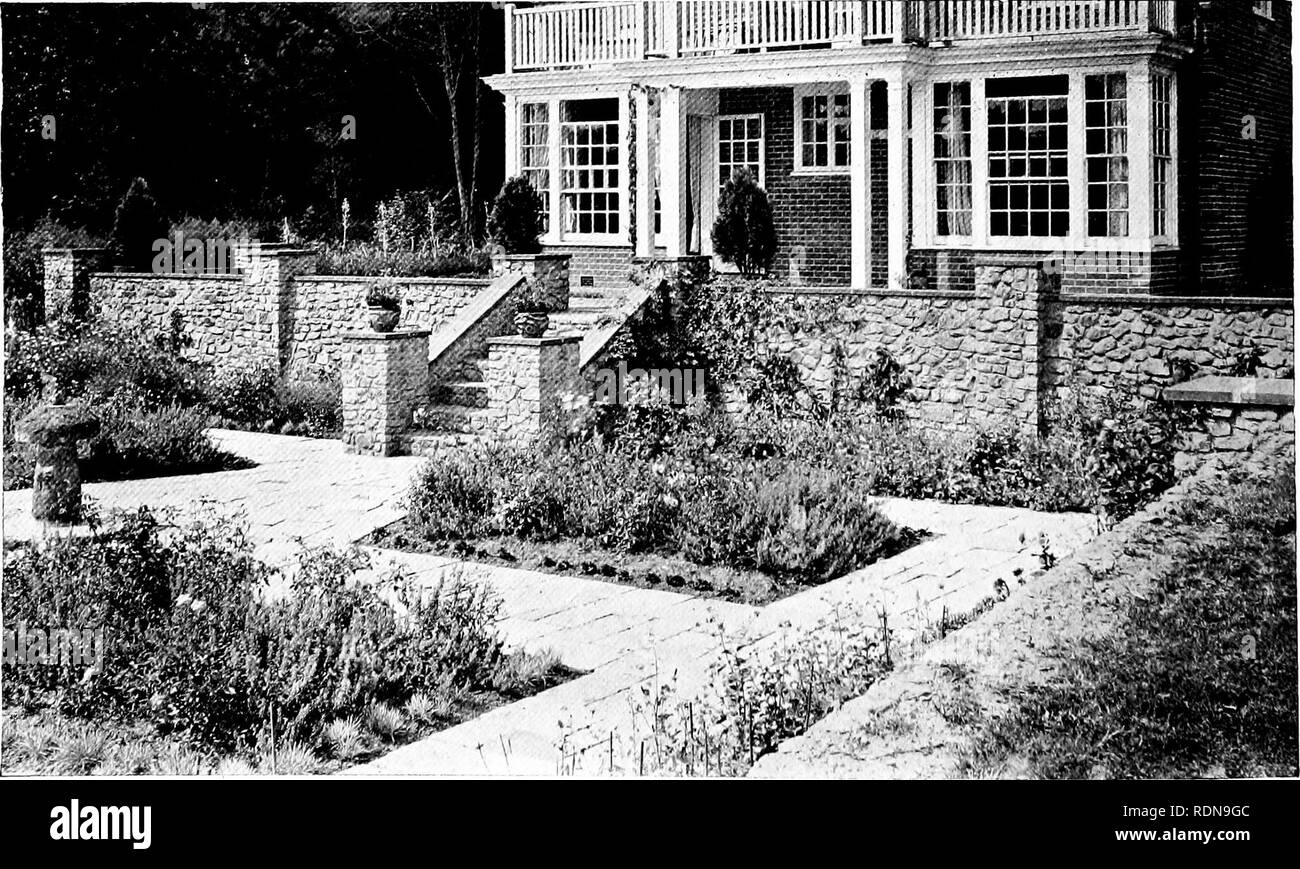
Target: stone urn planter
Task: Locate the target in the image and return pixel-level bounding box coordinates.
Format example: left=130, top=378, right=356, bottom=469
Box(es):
left=16, top=403, right=100, bottom=524
left=367, top=305, right=401, bottom=333
left=514, top=309, right=550, bottom=338
left=365, top=284, right=402, bottom=333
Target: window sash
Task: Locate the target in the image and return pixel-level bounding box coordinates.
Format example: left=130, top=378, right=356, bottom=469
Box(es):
left=987, top=94, right=1070, bottom=238
left=560, top=119, right=621, bottom=237
left=796, top=88, right=851, bottom=171
left=934, top=82, right=973, bottom=237
left=520, top=102, right=551, bottom=232
left=1085, top=73, right=1130, bottom=238
left=718, top=113, right=765, bottom=193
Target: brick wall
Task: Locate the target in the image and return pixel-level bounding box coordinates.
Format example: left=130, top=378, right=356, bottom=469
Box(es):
left=719, top=87, right=853, bottom=287
left=1182, top=0, right=1293, bottom=296
left=541, top=244, right=632, bottom=290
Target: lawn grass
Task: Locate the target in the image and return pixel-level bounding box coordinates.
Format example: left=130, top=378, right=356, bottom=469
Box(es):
left=961, top=462, right=1298, bottom=779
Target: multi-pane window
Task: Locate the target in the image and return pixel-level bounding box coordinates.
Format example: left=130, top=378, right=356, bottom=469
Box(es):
left=1152, top=73, right=1173, bottom=238
left=520, top=102, right=550, bottom=231
left=1085, top=73, right=1129, bottom=237
left=987, top=76, right=1069, bottom=237
left=560, top=99, right=620, bottom=236
left=718, top=114, right=764, bottom=193
left=1253, top=1, right=1273, bottom=18
left=934, top=82, right=972, bottom=237
left=797, top=88, right=850, bottom=170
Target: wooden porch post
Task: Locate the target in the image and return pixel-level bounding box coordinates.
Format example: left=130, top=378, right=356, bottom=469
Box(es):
left=849, top=74, right=871, bottom=289
left=634, top=86, right=657, bottom=258
left=660, top=86, right=689, bottom=258
left=886, top=73, right=910, bottom=288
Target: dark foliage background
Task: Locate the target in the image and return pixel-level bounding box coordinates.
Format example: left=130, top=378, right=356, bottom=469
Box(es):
left=1, top=2, right=506, bottom=238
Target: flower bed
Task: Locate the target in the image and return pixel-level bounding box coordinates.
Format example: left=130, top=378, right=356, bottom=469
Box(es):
left=1, top=508, right=572, bottom=775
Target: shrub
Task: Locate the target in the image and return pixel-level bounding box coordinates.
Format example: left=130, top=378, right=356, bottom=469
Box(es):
left=487, top=176, right=544, bottom=254
left=3, top=509, right=513, bottom=755
left=3, top=218, right=103, bottom=329
left=205, top=367, right=341, bottom=437
left=83, top=402, right=231, bottom=480
left=313, top=242, right=490, bottom=278
left=711, top=169, right=777, bottom=275
left=109, top=178, right=168, bottom=272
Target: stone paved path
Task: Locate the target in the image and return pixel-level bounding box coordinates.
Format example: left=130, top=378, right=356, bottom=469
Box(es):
left=2, top=430, right=1099, bottom=776
left=2, top=430, right=426, bottom=568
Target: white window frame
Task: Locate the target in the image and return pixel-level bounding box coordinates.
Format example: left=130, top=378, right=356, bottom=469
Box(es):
left=793, top=83, right=851, bottom=175
left=1253, top=1, right=1274, bottom=19
left=914, top=63, right=1177, bottom=253
left=717, top=113, right=766, bottom=191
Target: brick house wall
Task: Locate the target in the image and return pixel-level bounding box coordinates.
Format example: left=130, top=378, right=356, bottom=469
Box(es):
left=1181, top=0, right=1293, bottom=296
left=718, top=87, right=854, bottom=287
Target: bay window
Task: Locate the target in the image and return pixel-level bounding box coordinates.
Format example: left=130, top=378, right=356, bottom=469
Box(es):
left=920, top=67, right=1171, bottom=249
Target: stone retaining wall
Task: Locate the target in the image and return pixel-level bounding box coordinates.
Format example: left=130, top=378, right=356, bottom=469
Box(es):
left=47, top=246, right=493, bottom=381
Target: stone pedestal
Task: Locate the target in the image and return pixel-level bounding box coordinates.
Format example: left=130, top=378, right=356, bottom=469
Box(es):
left=41, top=248, right=108, bottom=321
left=485, top=335, right=582, bottom=447
left=342, top=329, right=430, bottom=456
left=494, top=253, right=571, bottom=312
left=16, top=404, right=100, bottom=524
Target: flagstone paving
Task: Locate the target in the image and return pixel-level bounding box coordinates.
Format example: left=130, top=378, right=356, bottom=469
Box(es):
left=2, top=429, right=1099, bottom=776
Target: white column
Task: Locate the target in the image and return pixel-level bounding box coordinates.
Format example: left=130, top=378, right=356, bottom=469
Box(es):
left=504, top=3, right=516, bottom=74
left=849, top=75, right=870, bottom=288
left=1067, top=71, right=1087, bottom=250
left=1128, top=62, right=1154, bottom=243
left=547, top=97, right=562, bottom=243
left=504, top=95, right=519, bottom=179
left=634, top=87, right=656, bottom=257
left=886, top=75, right=909, bottom=288
left=660, top=86, right=688, bottom=258
left=970, top=77, right=989, bottom=246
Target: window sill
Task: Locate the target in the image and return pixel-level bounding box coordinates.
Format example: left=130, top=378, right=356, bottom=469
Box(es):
left=790, top=167, right=851, bottom=178
left=541, top=236, right=630, bottom=248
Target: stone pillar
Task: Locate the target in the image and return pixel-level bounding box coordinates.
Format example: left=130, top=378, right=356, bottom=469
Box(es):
left=241, top=243, right=319, bottom=371
left=41, top=248, right=108, bottom=321
left=485, top=335, right=582, bottom=447
left=341, top=329, right=430, bottom=456
left=972, top=255, right=1045, bottom=435
left=498, top=252, right=571, bottom=311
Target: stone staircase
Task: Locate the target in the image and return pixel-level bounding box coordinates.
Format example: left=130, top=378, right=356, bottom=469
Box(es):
left=405, top=282, right=641, bottom=457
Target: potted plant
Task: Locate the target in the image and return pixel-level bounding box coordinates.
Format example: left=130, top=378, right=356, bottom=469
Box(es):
left=365, top=283, right=401, bottom=332
left=514, top=283, right=550, bottom=338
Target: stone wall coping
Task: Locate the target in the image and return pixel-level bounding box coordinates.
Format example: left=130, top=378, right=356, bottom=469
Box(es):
left=297, top=274, right=491, bottom=285
left=91, top=271, right=243, bottom=280
left=503, top=252, right=571, bottom=262
left=1164, top=376, right=1295, bottom=408
left=428, top=272, right=527, bottom=365
left=488, top=334, right=582, bottom=348
left=342, top=329, right=432, bottom=342
left=726, top=282, right=977, bottom=300
left=1054, top=292, right=1293, bottom=308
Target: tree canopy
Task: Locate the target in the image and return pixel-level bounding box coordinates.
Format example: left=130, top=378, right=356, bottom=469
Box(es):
left=1, top=2, right=506, bottom=238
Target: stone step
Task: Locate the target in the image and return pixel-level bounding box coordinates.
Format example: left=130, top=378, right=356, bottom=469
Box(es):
left=403, top=431, right=486, bottom=458
left=430, top=380, right=488, bottom=408
left=416, top=403, right=492, bottom=435
left=567, top=294, right=625, bottom=311
left=571, top=284, right=627, bottom=300
left=547, top=309, right=616, bottom=331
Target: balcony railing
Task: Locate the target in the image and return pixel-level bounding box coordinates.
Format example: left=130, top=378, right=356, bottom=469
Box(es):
left=505, top=1, right=1177, bottom=72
